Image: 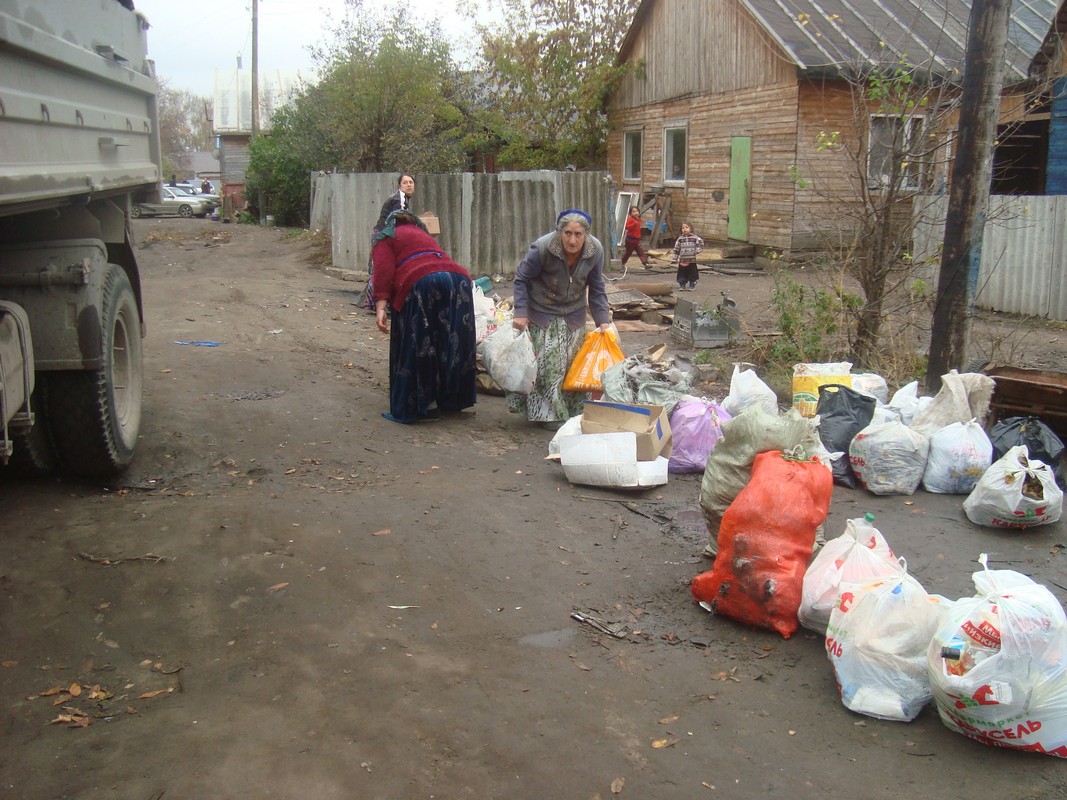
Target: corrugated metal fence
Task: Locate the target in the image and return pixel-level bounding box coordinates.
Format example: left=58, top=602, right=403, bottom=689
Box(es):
left=309, top=171, right=615, bottom=277
left=913, top=195, right=1067, bottom=321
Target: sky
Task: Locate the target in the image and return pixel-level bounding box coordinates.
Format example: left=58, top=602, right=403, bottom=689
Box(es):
left=135, top=0, right=479, bottom=99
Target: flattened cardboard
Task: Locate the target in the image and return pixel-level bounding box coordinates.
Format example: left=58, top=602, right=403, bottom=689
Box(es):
left=580, top=401, right=672, bottom=461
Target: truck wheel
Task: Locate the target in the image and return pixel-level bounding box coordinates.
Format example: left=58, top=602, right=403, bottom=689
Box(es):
left=46, top=265, right=143, bottom=477
left=0, top=388, right=58, bottom=477
left=178, top=204, right=193, bottom=218
left=130, top=205, right=143, bottom=219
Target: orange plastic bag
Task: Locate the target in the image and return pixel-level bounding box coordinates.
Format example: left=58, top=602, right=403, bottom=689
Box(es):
left=691, top=450, right=833, bottom=638
left=563, top=329, right=624, bottom=393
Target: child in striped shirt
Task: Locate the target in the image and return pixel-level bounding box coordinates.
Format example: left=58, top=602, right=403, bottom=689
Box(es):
left=671, top=223, right=704, bottom=291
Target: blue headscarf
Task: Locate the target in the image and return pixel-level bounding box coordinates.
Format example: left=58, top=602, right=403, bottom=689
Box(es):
left=373, top=209, right=428, bottom=242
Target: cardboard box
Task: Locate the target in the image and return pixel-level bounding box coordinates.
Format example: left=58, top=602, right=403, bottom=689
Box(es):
left=418, top=212, right=441, bottom=235
left=580, top=401, right=672, bottom=461
left=559, top=432, right=669, bottom=489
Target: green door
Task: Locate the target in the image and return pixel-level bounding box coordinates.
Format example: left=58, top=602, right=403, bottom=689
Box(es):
left=727, top=136, right=751, bottom=241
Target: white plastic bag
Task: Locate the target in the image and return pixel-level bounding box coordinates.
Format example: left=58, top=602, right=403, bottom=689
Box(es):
left=722, top=364, right=778, bottom=416
left=922, top=420, right=993, bottom=494
left=963, top=445, right=1064, bottom=528
left=852, top=372, right=889, bottom=404
left=472, top=285, right=499, bottom=342
left=927, top=556, right=1067, bottom=756
left=482, top=326, right=537, bottom=394
left=827, top=570, right=951, bottom=721
left=849, top=421, right=930, bottom=495
left=888, top=381, right=922, bottom=426
left=799, top=514, right=902, bottom=634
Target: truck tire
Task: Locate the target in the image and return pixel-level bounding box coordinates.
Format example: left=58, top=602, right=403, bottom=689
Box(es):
left=178, top=204, right=193, bottom=218
left=0, top=388, right=58, bottom=477
left=46, top=264, right=143, bottom=477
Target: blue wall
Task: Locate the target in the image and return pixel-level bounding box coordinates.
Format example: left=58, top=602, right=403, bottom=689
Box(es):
left=1050, top=77, right=1067, bottom=195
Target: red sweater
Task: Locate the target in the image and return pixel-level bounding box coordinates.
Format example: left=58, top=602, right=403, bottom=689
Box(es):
left=372, top=225, right=471, bottom=310
left=624, top=215, right=642, bottom=240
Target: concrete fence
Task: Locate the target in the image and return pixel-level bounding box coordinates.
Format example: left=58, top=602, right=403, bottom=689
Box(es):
left=310, top=170, right=616, bottom=277
left=913, top=195, right=1067, bottom=321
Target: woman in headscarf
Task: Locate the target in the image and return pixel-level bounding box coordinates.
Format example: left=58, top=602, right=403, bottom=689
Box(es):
left=365, top=174, right=416, bottom=310
left=372, top=210, right=477, bottom=423
left=508, top=209, right=612, bottom=429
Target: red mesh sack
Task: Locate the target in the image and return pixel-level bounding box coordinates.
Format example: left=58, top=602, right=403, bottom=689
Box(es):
left=691, top=450, right=833, bottom=638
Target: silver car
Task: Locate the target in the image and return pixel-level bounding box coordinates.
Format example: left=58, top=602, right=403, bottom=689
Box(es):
left=131, top=186, right=212, bottom=218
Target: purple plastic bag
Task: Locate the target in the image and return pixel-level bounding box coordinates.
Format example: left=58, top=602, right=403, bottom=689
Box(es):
left=668, top=400, right=732, bottom=473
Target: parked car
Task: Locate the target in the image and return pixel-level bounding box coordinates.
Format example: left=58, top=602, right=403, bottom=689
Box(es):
left=131, top=186, right=213, bottom=218
left=173, top=184, right=221, bottom=209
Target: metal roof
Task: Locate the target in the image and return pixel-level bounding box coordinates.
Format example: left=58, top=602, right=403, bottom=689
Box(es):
left=619, top=0, right=1062, bottom=84
left=737, top=0, right=1059, bottom=81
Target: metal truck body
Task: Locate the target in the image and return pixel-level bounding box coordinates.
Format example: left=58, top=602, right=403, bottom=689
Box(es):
left=0, top=0, right=159, bottom=476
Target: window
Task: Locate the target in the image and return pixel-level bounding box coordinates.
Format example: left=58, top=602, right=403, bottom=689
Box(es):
left=623, top=130, right=642, bottom=181
left=868, top=115, right=924, bottom=190
left=664, top=126, right=687, bottom=182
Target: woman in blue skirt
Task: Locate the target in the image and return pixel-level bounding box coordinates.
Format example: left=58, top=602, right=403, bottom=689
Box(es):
left=372, top=210, right=477, bottom=423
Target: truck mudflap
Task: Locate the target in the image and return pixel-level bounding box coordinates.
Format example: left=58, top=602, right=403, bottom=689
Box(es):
left=0, top=301, right=35, bottom=462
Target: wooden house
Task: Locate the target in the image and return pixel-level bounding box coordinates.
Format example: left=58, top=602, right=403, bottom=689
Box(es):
left=606, top=0, right=1063, bottom=254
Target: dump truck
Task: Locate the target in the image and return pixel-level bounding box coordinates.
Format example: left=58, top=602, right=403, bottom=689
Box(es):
left=0, top=0, right=159, bottom=477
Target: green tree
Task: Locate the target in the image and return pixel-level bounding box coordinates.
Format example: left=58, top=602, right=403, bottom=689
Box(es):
left=474, top=0, right=640, bottom=169
left=156, top=81, right=212, bottom=179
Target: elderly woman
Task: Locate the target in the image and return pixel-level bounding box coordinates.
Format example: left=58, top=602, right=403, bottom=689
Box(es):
left=508, top=209, right=612, bottom=429
left=372, top=210, right=477, bottom=423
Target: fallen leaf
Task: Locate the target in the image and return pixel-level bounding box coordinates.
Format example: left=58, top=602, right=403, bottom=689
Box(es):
left=1, top=660, right=17, bottom=668
left=138, top=688, right=172, bottom=699
left=160, top=368, right=172, bottom=374
left=658, top=714, right=679, bottom=725
left=575, top=662, right=592, bottom=671
left=285, top=468, right=297, bottom=475
left=371, top=528, right=392, bottom=537
left=269, top=582, right=289, bottom=592
left=611, top=776, right=625, bottom=793
left=38, top=687, right=62, bottom=697
left=126, top=706, right=138, bottom=714
left=103, top=640, right=120, bottom=649
left=68, top=683, right=82, bottom=697
left=651, top=737, right=678, bottom=749
left=140, top=659, right=153, bottom=667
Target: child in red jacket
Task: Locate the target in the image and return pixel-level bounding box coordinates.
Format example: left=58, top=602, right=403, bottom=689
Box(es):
left=621, top=205, right=650, bottom=268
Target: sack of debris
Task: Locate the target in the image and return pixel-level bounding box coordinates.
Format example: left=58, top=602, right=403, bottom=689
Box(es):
left=815, top=384, right=877, bottom=488
left=962, top=445, right=1063, bottom=528
left=910, top=370, right=995, bottom=438
left=922, top=419, right=993, bottom=494
left=989, top=416, right=1065, bottom=489
left=667, top=398, right=731, bottom=474
left=849, top=420, right=930, bottom=496
left=692, top=450, right=833, bottom=639
left=481, top=326, right=537, bottom=394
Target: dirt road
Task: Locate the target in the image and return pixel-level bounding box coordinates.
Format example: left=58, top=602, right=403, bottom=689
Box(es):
left=2, top=219, right=1066, bottom=799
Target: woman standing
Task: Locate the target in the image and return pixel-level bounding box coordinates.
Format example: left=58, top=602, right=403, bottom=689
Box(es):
left=365, top=174, right=417, bottom=310
left=509, top=209, right=612, bottom=429
left=372, top=210, right=477, bottom=423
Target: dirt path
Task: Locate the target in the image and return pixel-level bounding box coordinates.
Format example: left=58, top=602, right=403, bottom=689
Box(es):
left=1, top=219, right=1065, bottom=799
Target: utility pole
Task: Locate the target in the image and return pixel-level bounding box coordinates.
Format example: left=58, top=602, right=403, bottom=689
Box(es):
left=925, top=0, right=1012, bottom=393
left=251, top=0, right=259, bottom=138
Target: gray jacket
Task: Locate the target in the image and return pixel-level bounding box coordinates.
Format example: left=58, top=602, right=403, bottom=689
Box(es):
left=513, top=232, right=611, bottom=331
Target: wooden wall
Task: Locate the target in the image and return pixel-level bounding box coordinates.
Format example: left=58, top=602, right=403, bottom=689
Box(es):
left=608, top=81, right=801, bottom=250
left=613, top=0, right=796, bottom=109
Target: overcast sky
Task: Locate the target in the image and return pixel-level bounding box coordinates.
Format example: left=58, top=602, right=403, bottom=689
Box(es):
left=135, top=0, right=478, bottom=99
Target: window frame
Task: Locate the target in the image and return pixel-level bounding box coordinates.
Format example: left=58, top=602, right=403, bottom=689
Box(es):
left=622, top=129, right=642, bottom=182
left=663, top=124, right=688, bottom=185
left=867, top=114, right=925, bottom=191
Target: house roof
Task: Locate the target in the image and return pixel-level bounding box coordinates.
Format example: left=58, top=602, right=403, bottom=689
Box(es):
left=620, top=0, right=1062, bottom=83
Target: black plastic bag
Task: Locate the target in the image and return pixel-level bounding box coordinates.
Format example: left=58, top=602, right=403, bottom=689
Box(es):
left=989, top=416, right=1065, bottom=489
left=816, top=383, right=876, bottom=488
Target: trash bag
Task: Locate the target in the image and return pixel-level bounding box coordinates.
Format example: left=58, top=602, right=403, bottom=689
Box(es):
left=699, top=406, right=822, bottom=556
left=563, top=329, right=624, bottom=393
left=816, top=384, right=876, bottom=488
left=910, top=370, right=995, bottom=438
left=798, top=514, right=902, bottom=634
left=989, top=416, right=1065, bottom=489
left=481, top=326, right=537, bottom=394
left=722, top=364, right=778, bottom=417
left=691, top=450, right=833, bottom=639
left=667, top=398, right=730, bottom=474
left=849, top=420, right=930, bottom=495
left=851, top=372, right=889, bottom=404
left=601, top=354, right=694, bottom=415
left=963, top=445, right=1063, bottom=528
left=889, top=381, right=922, bottom=426
left=827, top=570, right=951, bottom=721
left=792, top=362, right=853, bottom=417
left=927, top=556, right=1067, bottom=757
left=922, top=420, right=993, bottom=494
